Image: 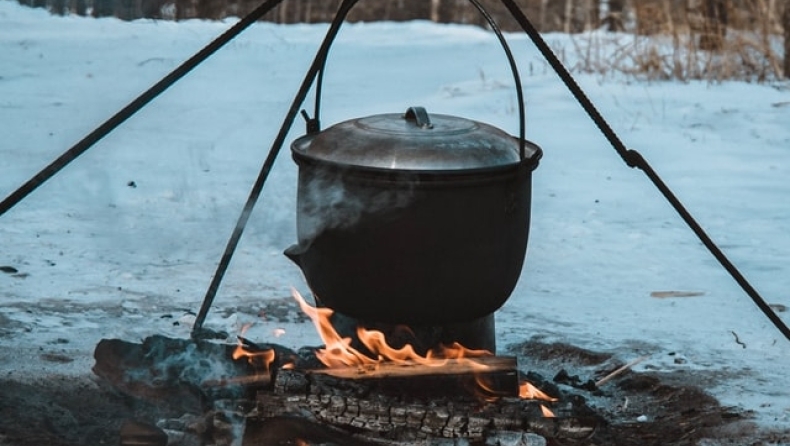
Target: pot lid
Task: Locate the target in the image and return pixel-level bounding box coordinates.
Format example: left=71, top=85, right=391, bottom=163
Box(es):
left=291, top=107, right=538, bottom=171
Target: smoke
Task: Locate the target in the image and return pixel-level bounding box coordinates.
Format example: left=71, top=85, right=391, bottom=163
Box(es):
left=296, top=166, right=416, bottom=245
left=98, top=335, right=247, bottom=404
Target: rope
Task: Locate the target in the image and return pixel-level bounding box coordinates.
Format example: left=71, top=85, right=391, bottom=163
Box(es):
left=0, top=0, right=286, bottom=217
left=498, top=0, right=790, bottom=341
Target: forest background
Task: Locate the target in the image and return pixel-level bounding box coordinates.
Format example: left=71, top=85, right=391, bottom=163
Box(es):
left=13, top=0, right=790, bottom=83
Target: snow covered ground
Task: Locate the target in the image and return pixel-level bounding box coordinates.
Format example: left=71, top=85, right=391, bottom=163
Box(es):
left=1, top=0, right=790, bottom=438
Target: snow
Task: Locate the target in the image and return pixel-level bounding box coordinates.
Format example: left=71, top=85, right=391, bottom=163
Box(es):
left=2, top=0, right=790, bottom=435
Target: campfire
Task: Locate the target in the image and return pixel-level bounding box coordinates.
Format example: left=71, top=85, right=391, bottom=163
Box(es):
left=84, top=40, right=753, bottom=446
left=94, top=291, right=756, bottom=446
left=94, top=291, right=597, bottom=444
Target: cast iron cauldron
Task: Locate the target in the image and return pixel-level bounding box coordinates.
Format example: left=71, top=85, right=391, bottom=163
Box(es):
left=285, top=106, right=541, bottom=325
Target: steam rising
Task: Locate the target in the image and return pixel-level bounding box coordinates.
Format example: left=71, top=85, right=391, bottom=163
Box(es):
left=296, top=166, right=415, bottom=245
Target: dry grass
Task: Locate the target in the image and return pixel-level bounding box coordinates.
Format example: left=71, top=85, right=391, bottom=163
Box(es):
left=562, top=1, right=786, bottom=83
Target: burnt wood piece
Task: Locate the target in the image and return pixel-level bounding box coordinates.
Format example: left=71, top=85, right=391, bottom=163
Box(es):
left=243, top=416, right=378, bottom=446
left=257, top=367, right=597, bottom=442
left=310, top=356, right=516, bottom=380
left=92, top=336, right=298, bottom=410
left=94, top=337, right=598, bottom=442
left=119, top=419, right=168, bottom=446
left=307, top=356, right=520, bottom=399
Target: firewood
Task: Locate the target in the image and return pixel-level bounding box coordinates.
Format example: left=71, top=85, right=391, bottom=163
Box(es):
left=201, top=373, right=271, bottom=388
left=94, top=337, right=598, bottom=443
left=595, top=355, right=650, bottom=388
left=309, top=356, right=516, bottom=379
left=256, top=368, right=597, bottom=442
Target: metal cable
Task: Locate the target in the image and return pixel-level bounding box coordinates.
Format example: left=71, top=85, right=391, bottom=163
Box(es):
left=498, top=0, right=790, bottom=341
left=0, top=0, right=286, bottom=217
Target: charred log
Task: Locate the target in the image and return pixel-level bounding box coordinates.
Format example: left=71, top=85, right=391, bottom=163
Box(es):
left=92, top=335, right=296, bottom=411
left=256, top=367, right=598, bottom=442
left=93, top=336, right=755, bottom=445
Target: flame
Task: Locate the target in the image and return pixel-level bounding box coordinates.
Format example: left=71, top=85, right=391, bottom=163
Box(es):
left=519, top=381, right=558, bottom=401
left=473, top=375, right=510, bottom=402
left=233, top=323, right=276, bottom=374
left=292, top=289, right=378, bottom=367
left=291, top=288, right=493, bottom=370
left=520, top=381, right=558, bottom=418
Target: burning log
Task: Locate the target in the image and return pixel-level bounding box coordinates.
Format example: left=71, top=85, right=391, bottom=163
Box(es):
left=310, top=355, right=517, bottom=380
left=252, top=364, right=598, bottom=443
left=93, top=336, right=599, bottom=444
left=305, top=355, right=520, bottom=400
left=92, top=335, right=295, bottom=409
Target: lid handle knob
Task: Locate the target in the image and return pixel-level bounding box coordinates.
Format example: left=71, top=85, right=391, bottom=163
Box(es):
left=403, top=106, right=433, bottom=129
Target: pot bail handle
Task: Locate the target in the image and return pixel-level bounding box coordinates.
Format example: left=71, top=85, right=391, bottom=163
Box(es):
left=404, top=106, right=434, bottom=129
left=307, top=0, right=528, bottom=160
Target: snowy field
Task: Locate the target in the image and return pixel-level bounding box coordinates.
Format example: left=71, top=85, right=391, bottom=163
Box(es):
left=1, top=0, right=790, bottom=439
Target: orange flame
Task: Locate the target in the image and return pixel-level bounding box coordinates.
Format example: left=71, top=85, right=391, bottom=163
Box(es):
left=473, top=375, right=512, bottom=402
left=233, top=323, right=276, bottom=373
left=519, top=381, right=558, bottom=401
left=541, top=404, right=556, bottom=418
left=291, top=288, right=492, bottom=370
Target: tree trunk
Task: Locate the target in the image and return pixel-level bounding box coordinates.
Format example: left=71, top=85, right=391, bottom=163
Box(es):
left=51, top=0, right=67, bottom=15
left=784, top=2, right=790, bottom=78
left=699, top=0, right=727, bottom=51
left=564, top=0, right=573, bottom=33
left=73, top=0, right=87, bottom=15
left=603, top=0, right=624, bottom=32
left=196, top=0, right=224, bottom=19
left=92, top=0, right=114, bottom=17
left=175, top=0, right=193, bottom=20
left=430, top=0, right=439, bottom=22
left=585, top=0, right=600, bottom=30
